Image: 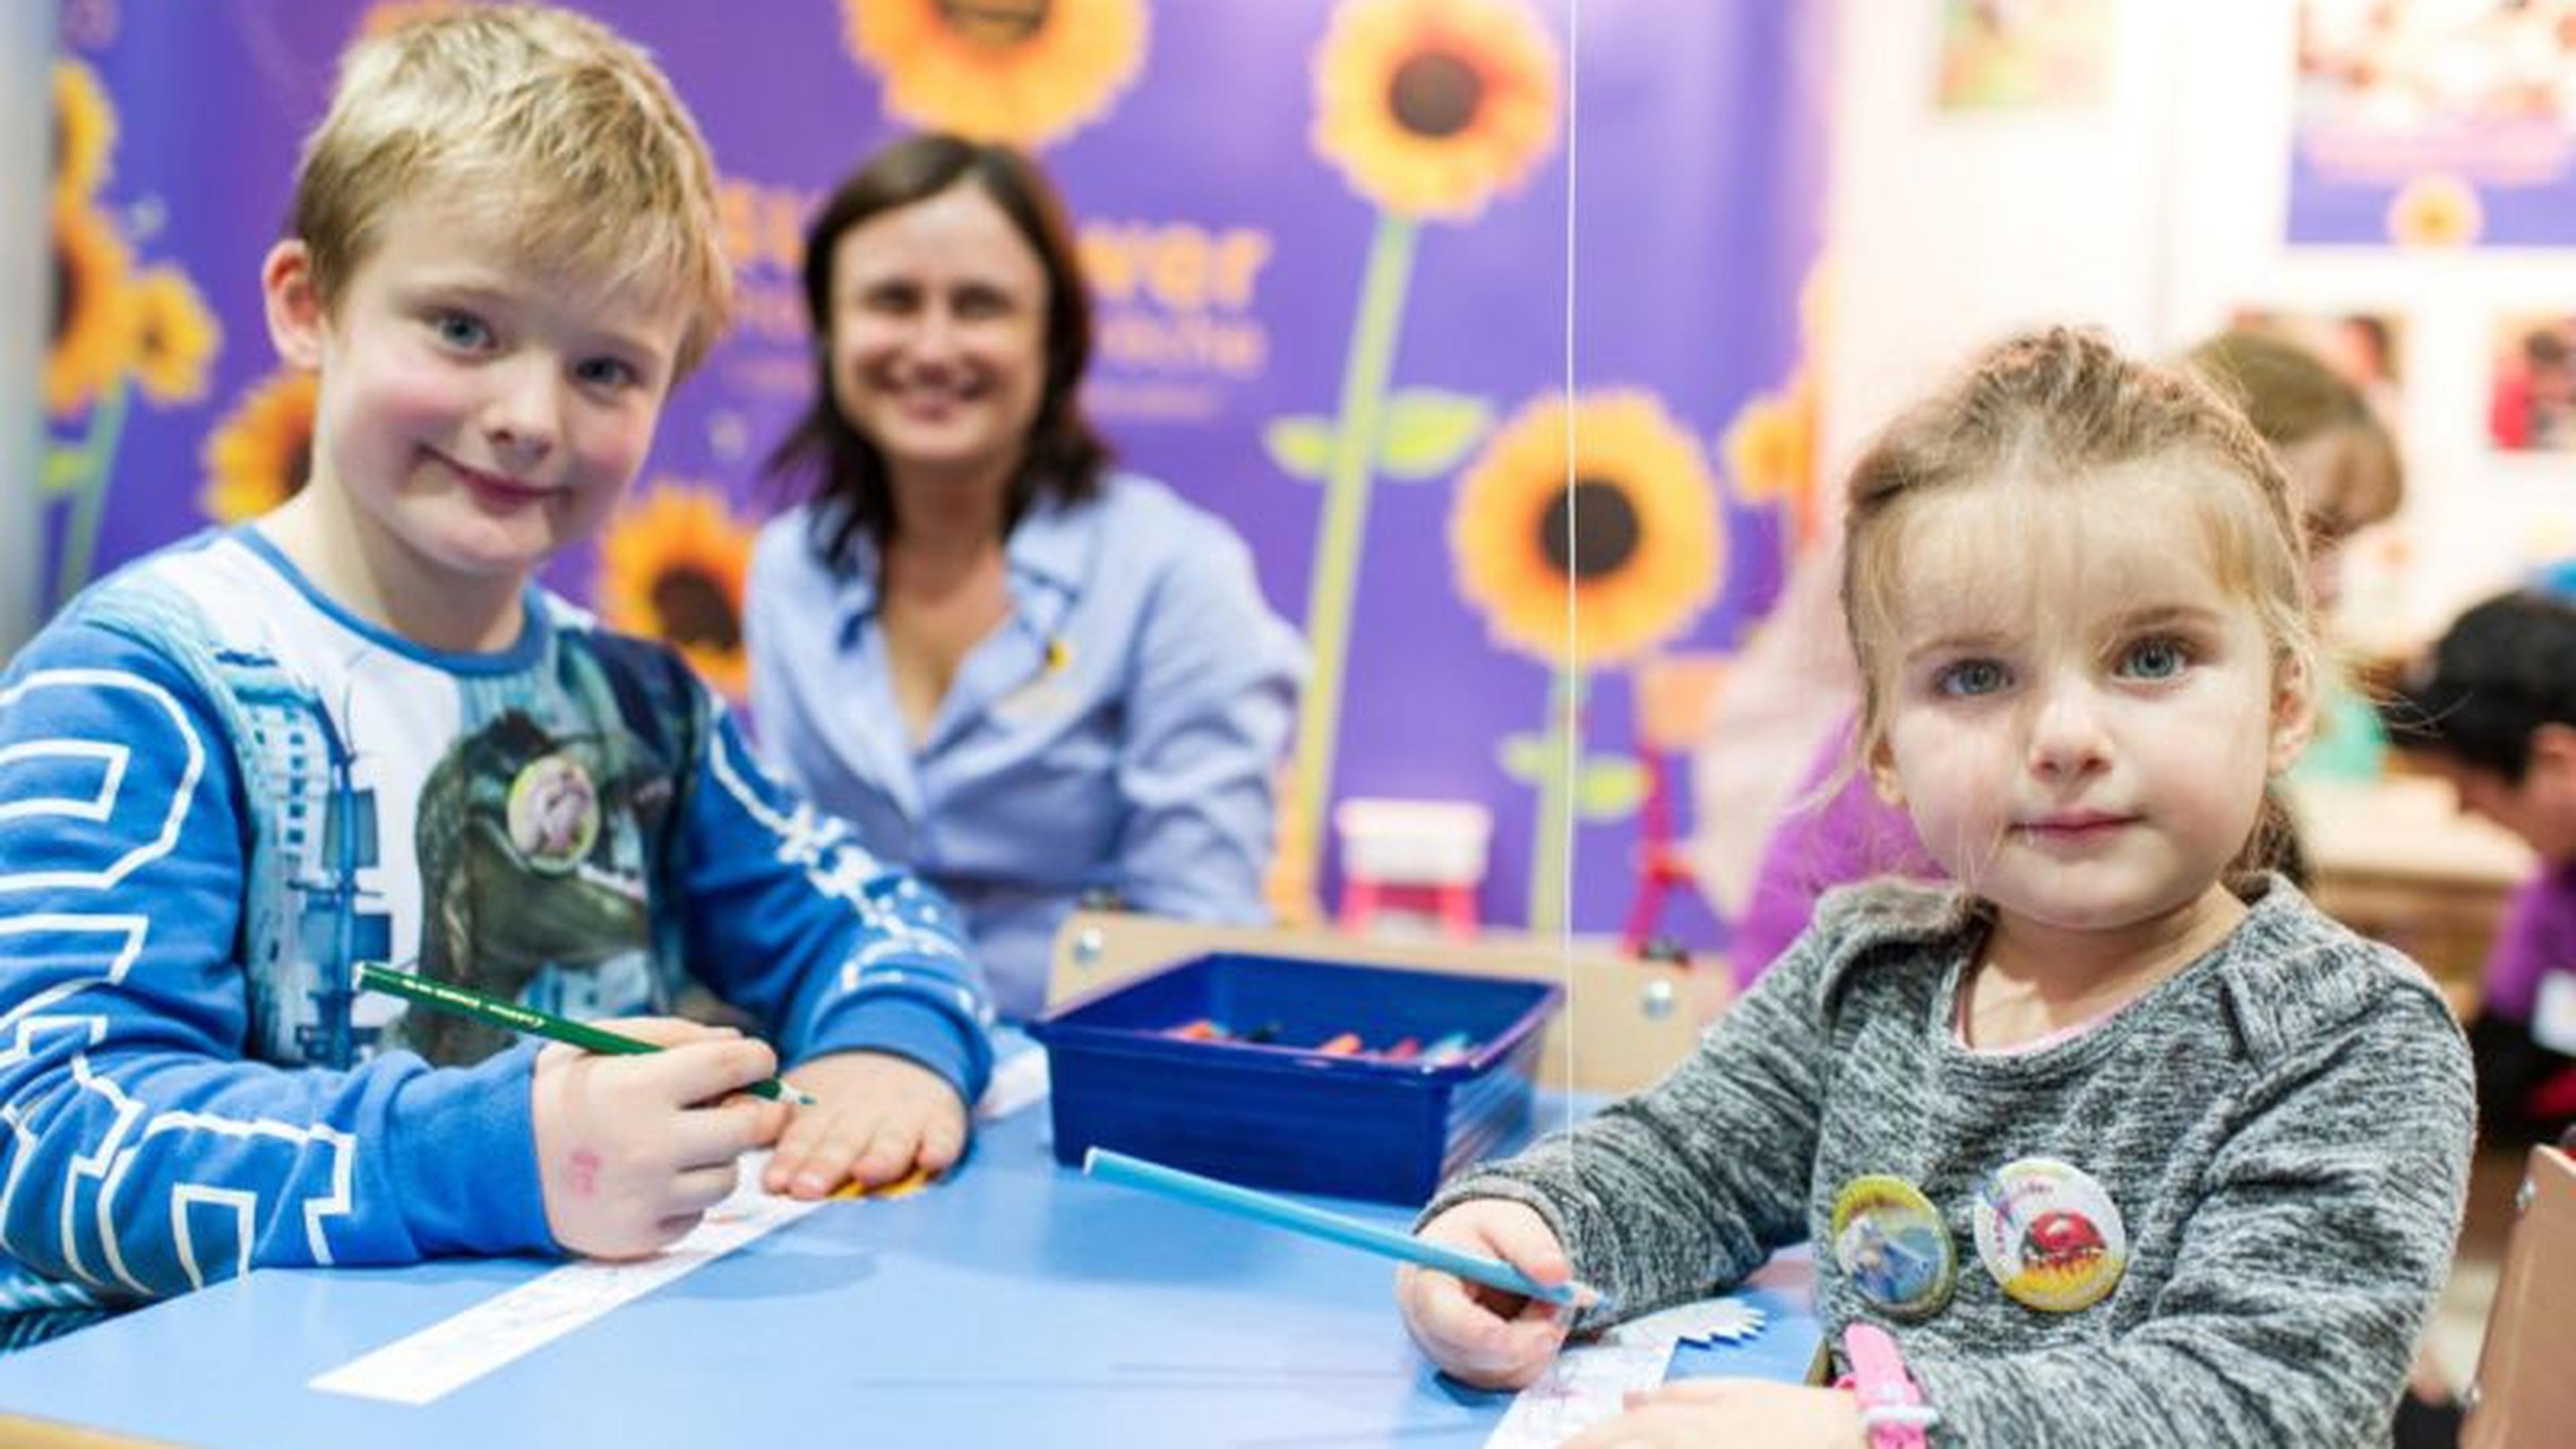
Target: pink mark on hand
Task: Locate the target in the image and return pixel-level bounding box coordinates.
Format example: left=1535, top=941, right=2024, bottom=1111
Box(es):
left=567, top=1147, right=602, bottom=1197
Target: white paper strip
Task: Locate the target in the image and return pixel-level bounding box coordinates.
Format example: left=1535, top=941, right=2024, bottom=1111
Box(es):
left=309, top=1161, right=818, bottom=1406
left=1483, top=1293, right=1770, bottom=1448
left=1481, top=1341, right=1675, bottom=1448
left=975, top=1046, right=1050, bottom=1122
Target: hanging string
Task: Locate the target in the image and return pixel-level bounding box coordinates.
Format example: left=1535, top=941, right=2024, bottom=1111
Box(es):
left=1556, top=0, right=1581, bottom=1144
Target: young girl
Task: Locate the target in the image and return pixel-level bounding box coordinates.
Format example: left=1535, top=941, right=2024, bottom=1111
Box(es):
left=1397, top=329, right=2474, bottom=1448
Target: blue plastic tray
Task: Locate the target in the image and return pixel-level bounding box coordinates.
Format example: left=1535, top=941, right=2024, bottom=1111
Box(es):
left=1029, top=952, right=1561, bottom=1203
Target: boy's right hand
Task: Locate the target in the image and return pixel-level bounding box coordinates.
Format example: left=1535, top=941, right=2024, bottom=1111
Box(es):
left=529, top=1018, right=790, bottom=1260
left=1395, top=1200, right=1578, bottom=1389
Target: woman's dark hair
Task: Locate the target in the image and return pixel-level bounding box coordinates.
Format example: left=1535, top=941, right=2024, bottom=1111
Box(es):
left=766, top=133, right=1108, bottom=571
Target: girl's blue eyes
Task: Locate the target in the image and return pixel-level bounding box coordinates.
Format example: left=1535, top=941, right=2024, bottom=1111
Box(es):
left=1935, top=660, right=2008, bottom=697
left=2120, top=637, right=2190, bottom=680
left=1929, top=639, right=2194, bottom=697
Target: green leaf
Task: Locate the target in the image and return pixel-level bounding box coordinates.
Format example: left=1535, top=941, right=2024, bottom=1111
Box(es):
left=1375, top=389, right=1492, bottom=481
left=1498, top=732, right=1550, bottom=785
left=1574, top=757, right=1648, bottom=820
left=1263, top=415, right=1337, bottom=482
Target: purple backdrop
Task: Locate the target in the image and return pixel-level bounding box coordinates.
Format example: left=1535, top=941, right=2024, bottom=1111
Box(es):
left=42, top=0, right=1829, bottom=949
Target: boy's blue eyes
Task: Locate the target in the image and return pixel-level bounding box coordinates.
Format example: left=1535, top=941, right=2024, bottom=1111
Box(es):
left=426, top=310, right=640, bottom=389
left=572, top=357, right=639, bottom=389
left=431, top=311, right=492, bottom=350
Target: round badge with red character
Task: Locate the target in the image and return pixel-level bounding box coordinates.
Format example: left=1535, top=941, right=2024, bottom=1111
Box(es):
left=1972, top=1157, right=2128, bottom=1312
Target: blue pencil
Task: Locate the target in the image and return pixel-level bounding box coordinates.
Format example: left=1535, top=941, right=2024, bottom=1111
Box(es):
left=1082, top=1148, right=1611, bottom=1310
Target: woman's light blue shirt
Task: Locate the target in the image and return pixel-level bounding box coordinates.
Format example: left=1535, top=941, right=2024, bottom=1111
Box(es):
left=747, top=474, right=1305, bottom=1019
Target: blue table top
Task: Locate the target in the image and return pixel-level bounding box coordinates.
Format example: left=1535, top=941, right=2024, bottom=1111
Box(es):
left=0, top=1090, right=1816, bottom=1448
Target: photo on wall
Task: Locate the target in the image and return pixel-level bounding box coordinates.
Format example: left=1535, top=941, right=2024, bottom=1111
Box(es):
left=1933, top=0, right=2112, bottom=112
left=2288, top=0, right=2576, bottom=246
left=2488, top=313, right=2576, bottom=454
left=2226, top=305, right=2406, bottom=427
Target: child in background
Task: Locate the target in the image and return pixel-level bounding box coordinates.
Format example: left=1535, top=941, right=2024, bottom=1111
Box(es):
left=2387, top=590, right=2576, bottom=1142
left=0, top=6, right=991, bottom=1350
left=1398, top=329, right=2471, bottom=1447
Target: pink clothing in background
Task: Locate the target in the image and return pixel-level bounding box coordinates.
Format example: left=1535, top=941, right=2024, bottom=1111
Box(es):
left=2482, top=861, right=2576, bottom=1022
left=1731, top=714, right=1943, bottom=987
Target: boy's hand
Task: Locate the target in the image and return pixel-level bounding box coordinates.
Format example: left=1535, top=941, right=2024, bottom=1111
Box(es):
left=1565, top=1379, right=1869, bottom=1448
left=1395, top=1200, right=1578, bottom=1389
left=762, top=1051, right=969, bottom=1198
left=530, top=1018, right=790, bottom=1260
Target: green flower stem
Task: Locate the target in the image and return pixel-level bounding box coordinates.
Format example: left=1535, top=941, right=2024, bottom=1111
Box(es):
left=52, top=373, right=130, bottom=610
left=1285, top=209, right=1418, bottom=897
left=42, top=447, right=91, bottom=497
left=1527, top=663, right=1586, bottom=934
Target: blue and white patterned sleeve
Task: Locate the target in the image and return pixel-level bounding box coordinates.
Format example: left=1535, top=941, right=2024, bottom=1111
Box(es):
left=0, top=622, right=553, bottom=1314
left=671, top=692, right=996, bottom=1106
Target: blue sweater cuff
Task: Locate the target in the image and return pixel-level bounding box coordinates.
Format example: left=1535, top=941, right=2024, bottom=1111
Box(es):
left=382, top=1044, right=551, bottom=1256
left=803, top=994, right=992, bottom=1108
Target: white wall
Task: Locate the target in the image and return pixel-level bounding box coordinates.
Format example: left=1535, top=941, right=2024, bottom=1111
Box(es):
left=1821, top=0, right=2184, bottom=464
left=1821, top=0, right=2576, bottom=653
left=1, top=4, right=47, bottom=657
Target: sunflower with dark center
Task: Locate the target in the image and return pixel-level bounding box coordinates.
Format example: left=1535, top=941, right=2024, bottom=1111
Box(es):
left=51, top=58, right=115, bottom=202
left=1311, top=0, right=1558, bottom=221
left=844, top=0, right=1145, bottom=147
left=129, top=266, right=221, bottom=405
left=1449, top=390, right=1722, bottom=667
left=46, top=193, right=133, bottom=420
left=598, top=486, right=756, bottom=701
left=199, top=370, right=317, bottom=524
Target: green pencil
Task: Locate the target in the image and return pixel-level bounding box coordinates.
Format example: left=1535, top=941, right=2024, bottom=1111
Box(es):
left=356, top=963, right=817, bottom=1106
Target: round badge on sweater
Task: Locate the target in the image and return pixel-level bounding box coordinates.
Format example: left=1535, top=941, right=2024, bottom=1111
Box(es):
left=1829, top=1174, right=1955, bottom=1319
left=1972, top=1157, right=2128, bottom=1312
left=504, top=753, right=600, bottom=873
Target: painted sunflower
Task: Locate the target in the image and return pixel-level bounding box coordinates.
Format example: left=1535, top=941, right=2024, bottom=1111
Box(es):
left=844, top=0, right=1146, bottom=148
left=129, top=266, right=221, bottom=406
left=2386, top=173, right=2481, bottom=248
left=200, top=370, right=318, bottom=523
left=1450, top=390, right=1721, bottom=667
left=46, top=194, right=133, bottom=421
left=357, top=0, right=471, bottom=40
left=1311, top=0, right=1559, bottom=221
left=598, top=484, right=755, bottom=701
left=51, top=58, right=115, bottom=201
left=1720, top=381, right=1813, bottom=508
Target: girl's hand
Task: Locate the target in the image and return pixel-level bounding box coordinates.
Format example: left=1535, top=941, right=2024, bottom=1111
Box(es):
left=762, top=1051, right=969, bottom=1197
left=1566, top=1379, right=1869, bottom=1448
left=530, top=1018, right=790, bottom=1259
left=1393, top=1199, right=1580, bottom=1389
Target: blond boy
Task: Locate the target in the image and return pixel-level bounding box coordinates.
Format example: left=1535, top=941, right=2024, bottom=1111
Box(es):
left=0, top=6, right=991, bottom=1349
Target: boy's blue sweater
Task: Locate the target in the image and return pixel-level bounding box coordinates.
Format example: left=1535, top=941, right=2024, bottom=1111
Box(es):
left=0, top=530, right=994, bottom=1331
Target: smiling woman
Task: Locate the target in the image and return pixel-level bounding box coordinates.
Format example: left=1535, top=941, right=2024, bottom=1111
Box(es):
left=747, top=133, right=1303, bottom=1021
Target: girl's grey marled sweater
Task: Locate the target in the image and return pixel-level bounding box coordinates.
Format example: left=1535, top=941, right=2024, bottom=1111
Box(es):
left=1426, top=877, right=2475, bottom=1448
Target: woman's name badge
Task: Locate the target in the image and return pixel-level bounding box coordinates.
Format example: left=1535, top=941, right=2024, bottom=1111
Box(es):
left=989, top=636, right=1075, bottom=725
